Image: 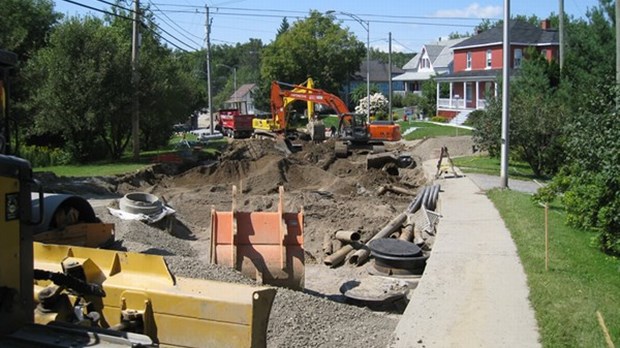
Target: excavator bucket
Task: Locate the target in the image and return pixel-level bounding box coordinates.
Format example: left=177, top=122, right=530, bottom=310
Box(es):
left=211, top=186, right=305, bottom=290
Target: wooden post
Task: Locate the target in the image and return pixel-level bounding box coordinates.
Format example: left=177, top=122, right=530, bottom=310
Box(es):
left=596, top=310, right=615, bottom=348
left=545, top=203, right=549, bottom=271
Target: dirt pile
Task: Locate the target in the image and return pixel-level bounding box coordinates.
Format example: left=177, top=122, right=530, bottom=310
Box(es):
left=45, top=135, right=477, bottom=347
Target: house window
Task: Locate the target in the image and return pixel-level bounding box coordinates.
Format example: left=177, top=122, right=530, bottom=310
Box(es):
left=514, top=48, right=523, bottom=68
left=466, top=51, right=472, bottom=70
left=486, top=49, right=492, bottom=68
left=541, top=49, right=547, bottom=59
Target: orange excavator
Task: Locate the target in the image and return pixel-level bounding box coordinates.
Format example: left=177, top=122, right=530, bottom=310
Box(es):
left=270, top=80, right=401, bottom=157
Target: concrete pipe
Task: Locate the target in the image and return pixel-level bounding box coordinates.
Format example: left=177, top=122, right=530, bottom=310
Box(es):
left=335, top=230, right=361, bottom=243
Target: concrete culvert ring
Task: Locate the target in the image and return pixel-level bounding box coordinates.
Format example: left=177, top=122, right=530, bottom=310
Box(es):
left=119, top=192, right=163, bottom=215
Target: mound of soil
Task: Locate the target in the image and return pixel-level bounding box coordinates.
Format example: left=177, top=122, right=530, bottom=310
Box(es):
left=41, top=135, right=477, bottom=348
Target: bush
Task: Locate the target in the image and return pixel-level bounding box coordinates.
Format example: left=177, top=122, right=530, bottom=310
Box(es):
left=430, top=116, right=448, bottom=123
left=392, top=93, right=403, bottom=108
left=19, top=145, right=72, bottom=167
left=464, top=109, right=485, bottom=126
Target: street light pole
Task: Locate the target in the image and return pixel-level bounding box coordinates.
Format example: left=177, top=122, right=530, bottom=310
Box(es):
left=327, top=11, right=370, bottom=123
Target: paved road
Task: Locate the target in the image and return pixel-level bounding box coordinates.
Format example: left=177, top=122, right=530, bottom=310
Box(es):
left=466, top=173, right=542, bottom=194
left=390, top=161, right=541, bottom=347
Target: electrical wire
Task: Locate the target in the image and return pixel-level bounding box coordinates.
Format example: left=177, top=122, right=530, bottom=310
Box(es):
left=147, top=0, right=204, bottom=46
left=60, top=0, right=191, bottom=51
left=94, top=0, right=135, bottom=13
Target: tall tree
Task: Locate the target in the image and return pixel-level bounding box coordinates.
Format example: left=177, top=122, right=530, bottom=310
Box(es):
left=258, top=11, right=365, bottom=109
left=276, top=17, right=290, bottom=37
left=0, top=0, right=60, bottom=151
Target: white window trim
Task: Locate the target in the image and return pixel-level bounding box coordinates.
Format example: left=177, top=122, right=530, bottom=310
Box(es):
left=514, top=48, right=523, bottom=69
left=466, top=51, right=472, bottom=70
left=485, top=49, right=492, bottom=69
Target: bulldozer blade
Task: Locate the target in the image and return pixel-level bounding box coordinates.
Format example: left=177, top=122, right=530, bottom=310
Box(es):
left=211, top=186, right=305, bottom=290
left=33, top=243, right=276, bottom=348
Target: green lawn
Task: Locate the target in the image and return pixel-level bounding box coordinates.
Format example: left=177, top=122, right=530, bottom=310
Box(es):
left=321, top=116, right=472, bottom=140
left=452, top=155, right=544, bottom=181
left=488, top=190, right=619, bottom=348
left=34, top=136, right=227, bottom=177
left=400, top=121, right=472, bottom=140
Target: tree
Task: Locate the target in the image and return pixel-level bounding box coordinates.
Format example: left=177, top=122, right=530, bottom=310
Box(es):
left=0, top=0, right=61, bottom=151
left=24, top=17, right=118, bottom=162
left=25, top=9, right=199, bottom=161
left=470, top=51, right=565, bottom=176
left=276, top=17, right=290, bottom=37
left=349, top=83, right=380, bottom=105
left=258, top=11, right=365, bottom=109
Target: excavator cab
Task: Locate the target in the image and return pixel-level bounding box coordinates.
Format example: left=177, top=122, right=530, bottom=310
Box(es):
left=337, top=113, right=371, bottom=144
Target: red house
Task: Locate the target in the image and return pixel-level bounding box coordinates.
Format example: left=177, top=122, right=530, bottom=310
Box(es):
left=435, top=20, right=559, bottom=123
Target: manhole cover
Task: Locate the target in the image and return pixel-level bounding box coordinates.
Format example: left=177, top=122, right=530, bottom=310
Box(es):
left=368, top=239, right=428, bottom=277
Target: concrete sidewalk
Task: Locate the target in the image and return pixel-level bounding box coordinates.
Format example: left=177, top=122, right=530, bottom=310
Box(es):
left=389, top=162, right=541, bottom=347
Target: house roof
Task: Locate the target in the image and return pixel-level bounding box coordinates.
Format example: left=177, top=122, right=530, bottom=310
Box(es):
left=434, top=68, right=519, bottom=81
left=401, top=37, right=467, bottom=71
left=452, top=20, right=559, bottom=50
left=354, top=59, right=405, bottom=82
left=393, top=71, right=434, bottom=81
left=227, top=83, right=256, bottom=103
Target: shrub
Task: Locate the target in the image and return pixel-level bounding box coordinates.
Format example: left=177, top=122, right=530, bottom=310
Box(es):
left=19, top=145, right=72, bottom=167
left=430, top=116, right=448, bottom=123
left=392, top=93, right=403, bottom=108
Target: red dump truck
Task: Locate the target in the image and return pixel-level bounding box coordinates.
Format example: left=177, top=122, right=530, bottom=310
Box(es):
left=216, top=109, right=254, bottom=138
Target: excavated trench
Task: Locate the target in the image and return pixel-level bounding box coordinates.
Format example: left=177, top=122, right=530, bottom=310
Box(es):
left=35, top=135, right=476, bottom=348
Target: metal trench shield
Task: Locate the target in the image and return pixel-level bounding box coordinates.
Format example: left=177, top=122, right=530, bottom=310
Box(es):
left=210, top=186, right=305, bottom=290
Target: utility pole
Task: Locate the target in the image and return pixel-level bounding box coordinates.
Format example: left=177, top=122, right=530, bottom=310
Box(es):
left=388, top=32, right=393, bottom=122
left=617, top=0, right=620, bottom=86
left=205, top=6, right=214, bottom=135
left=131, top=0, right=140, bottom=160
left=500, top=0, right=510, bottom=189
left=559, top=0, right=564, bottom=70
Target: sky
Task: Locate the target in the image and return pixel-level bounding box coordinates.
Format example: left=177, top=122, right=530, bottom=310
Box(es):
left=55, top=0, right=601, bottom=53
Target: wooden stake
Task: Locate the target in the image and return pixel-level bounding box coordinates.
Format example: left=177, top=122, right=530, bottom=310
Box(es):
left=545, top=203, right=549, bottom=271
left=596, top=310, right=615, bottom=348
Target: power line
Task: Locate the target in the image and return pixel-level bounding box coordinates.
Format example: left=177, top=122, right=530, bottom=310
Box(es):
left=61, top=0, right=191, bottom=51
left=147, top=0, right=204, bottom=46
left=62, top=0, right=135, bottom=21
left=94, top=0, right=135, bottom=13
left=149, top=8, right=480, bottom=29
left=152, top=4, right=500, bottom=21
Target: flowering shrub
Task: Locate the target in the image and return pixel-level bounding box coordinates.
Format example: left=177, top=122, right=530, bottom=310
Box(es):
left=355, top=92, right=388, bottom=115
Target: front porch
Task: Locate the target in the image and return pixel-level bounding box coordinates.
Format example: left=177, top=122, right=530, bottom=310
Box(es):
left=435, top=79, right=498, bottom=116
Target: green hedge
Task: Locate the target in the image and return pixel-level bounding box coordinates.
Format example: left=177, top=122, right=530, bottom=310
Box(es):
left=19, top=145, right=72, bottom=167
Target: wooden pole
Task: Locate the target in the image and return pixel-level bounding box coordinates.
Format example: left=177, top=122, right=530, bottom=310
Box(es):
left=545, top=203, right=549, bottom=271
left=596, top=310, right=615, bottom=348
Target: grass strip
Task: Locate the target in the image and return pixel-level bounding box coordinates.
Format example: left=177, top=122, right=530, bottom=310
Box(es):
left=488, top=189, right=619, bottom=348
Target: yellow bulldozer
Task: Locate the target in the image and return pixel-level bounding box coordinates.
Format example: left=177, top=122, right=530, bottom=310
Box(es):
left=0, top=49, right=276, bottom=347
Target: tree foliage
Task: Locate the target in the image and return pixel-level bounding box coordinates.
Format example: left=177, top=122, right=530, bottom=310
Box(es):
left=471, top=52, right=564, bottom=176
left=258, top=11, right=365, bottom=109
left=0, top=0, right=61, bottom=151
left=24, top=10, right=198, bottom=161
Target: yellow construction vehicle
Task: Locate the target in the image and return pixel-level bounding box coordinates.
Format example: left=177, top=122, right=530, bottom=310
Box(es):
left=252, top=77, right=317, bottom=137
left=0, top=49, right=276, bottom=347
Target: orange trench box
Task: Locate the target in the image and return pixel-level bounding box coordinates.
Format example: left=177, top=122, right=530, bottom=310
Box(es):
left=210, top=186, right=305, bottom=290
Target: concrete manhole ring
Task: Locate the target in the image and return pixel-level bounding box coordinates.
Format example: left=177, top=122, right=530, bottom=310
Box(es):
left=119, top=192, right=163, bottom=215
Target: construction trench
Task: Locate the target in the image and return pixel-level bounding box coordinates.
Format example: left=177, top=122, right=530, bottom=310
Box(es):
left=35, top=135, right=475, bottom=348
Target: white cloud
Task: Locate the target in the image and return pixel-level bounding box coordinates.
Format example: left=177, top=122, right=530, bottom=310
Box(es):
left=434, top=3, right=502, bottom=18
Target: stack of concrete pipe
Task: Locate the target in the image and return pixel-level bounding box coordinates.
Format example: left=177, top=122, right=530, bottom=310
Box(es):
left=322, top=184, right=441, bottom=268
